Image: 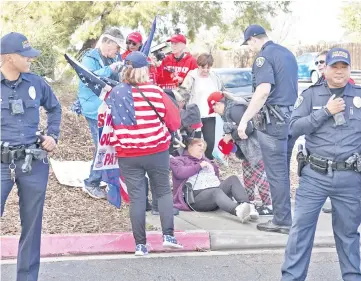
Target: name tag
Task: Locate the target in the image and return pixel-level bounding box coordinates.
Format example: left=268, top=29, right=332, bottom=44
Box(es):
left=313, top=106, right=322, bottom=110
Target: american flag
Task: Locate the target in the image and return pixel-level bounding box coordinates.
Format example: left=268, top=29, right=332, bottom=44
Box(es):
left=106, top=83, right=171, bottom=153
left=64, top=53, right=129, bottom=207
left=64, top=54, right=120, bottom=97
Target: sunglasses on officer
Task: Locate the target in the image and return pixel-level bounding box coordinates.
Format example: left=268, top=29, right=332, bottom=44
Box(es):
left=315, top=60, right=325, bottom=66
left=126, top=40, right=138, bottom=46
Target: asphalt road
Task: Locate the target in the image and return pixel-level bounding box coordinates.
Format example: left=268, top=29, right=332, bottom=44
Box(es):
left=1, top=249, right=343, bottom=281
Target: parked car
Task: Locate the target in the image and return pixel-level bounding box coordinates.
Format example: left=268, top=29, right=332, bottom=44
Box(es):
left=297, top=52, right=319, bottom=83
left=213, top=68, right=253, bottom=97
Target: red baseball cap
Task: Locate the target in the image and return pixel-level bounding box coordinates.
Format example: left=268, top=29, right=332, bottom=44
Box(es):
left=127, top=32, right=143, bottom=44
left=167, top=34, right=187, bottom=44
left=207, top=91, right=224, bottom=114
left=218, top=139, right=234, bottom=155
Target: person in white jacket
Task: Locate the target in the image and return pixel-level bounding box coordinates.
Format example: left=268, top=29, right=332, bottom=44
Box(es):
left=181, top=53, right=225, bottom=159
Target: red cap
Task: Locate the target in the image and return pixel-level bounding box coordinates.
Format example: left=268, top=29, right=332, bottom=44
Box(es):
left=127, top=32, right=143, bottom=44
left=218, top=139, right=234, bottom=155
left=207, top=91, right=224, bottom=114
left=167, top=34, right=187, bottom=44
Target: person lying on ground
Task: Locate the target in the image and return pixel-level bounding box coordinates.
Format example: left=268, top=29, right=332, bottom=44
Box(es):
left=170, top=138, right=254, bottom=223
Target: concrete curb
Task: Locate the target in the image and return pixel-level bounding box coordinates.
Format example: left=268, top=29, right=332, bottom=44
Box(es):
left=210, top=230, right=338, bottom=251
left=0, top=230, right=210, bottom=259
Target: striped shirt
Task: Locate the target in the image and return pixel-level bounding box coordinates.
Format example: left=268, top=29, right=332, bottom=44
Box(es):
left=110, top=82, right=180, bottom=157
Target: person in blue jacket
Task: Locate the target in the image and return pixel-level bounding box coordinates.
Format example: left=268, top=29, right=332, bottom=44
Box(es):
left=78, top=27, right=124, bottom=199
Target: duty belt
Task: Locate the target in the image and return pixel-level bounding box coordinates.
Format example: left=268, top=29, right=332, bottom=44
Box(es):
left=296, top=146, right=361, bottom=176
left=0, top=142, right=39, bottom=164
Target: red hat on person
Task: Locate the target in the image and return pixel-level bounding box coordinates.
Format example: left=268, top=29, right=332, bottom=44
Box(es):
left=218, top=139, right=234, bottom=155
left=207, top=91, right=224, bottom=114
left=127, top=32, right=143, bottom=44
left=166, top=34, right=187, bottom=44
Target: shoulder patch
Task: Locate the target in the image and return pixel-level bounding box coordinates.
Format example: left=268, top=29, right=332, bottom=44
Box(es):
left=293, top=96, right=304, bottom=109
left=255, top=57, right=265, bottom=67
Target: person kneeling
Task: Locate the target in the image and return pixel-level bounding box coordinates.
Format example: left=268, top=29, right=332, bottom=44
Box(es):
left=170, top=138, right=254, bottom=223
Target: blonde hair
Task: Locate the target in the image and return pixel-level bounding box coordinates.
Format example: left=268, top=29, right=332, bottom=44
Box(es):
left=121, top=66, right=150, bottom=84
left=188, top=138, right=207, bottom=152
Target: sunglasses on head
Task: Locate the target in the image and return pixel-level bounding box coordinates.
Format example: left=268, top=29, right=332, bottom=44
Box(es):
left=126, top=40, right=137, bottom=46
left=315, top=60, right=325, bottom=66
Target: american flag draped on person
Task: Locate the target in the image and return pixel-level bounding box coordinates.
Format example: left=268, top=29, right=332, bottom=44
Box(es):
left=63, top=17, right=158, bottom=208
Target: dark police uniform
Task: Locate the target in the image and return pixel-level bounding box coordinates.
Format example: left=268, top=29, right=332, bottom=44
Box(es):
left=282, top=48, right=361, bottom=280
left=1, top=32, right=62, bottom=281
left=242, top=25, right=298, bottom=232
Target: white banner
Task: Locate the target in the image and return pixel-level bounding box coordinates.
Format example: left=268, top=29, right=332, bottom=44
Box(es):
left=93, top=102, right=119, bottom=171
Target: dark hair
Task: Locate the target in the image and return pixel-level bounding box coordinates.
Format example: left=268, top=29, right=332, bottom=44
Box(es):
left=197, top=53, right=214, bottom=67
left=253, top=33, right=268, bottom=40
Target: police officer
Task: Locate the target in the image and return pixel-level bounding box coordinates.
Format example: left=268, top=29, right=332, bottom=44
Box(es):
left=237, top=25, right=298, bottom=234
left=1, top=32, right=62, bottom=281
left=281, top=48, right=361, bottom=280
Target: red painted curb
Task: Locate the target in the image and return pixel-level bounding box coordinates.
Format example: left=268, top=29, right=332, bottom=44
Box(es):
left=1, top=231, right=210, bottom=259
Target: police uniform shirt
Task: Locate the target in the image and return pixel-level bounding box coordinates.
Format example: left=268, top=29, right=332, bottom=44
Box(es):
left=252, top=41, right=298, bottom=106
left=290, top=82, right=361, bottom=162
left=1, top=72, right=62, bottom=146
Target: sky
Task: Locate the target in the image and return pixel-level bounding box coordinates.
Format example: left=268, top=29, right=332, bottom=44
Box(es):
left=270, top=1, right=347, bottom=45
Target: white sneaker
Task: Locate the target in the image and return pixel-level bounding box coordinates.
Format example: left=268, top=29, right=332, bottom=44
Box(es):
left=235, top=203, right=251, bottom=223
left=249, top=204, right=260, bottom=221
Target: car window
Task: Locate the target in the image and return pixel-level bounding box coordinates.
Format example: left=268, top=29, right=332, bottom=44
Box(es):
left=217, top=71, right=252, bottom=88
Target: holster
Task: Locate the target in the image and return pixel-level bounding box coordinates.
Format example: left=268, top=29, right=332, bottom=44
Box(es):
left=296, top=144, right=308, bottom=177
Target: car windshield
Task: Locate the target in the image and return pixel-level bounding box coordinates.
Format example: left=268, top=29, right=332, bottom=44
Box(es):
left=217, top=71, right=252, bottom=88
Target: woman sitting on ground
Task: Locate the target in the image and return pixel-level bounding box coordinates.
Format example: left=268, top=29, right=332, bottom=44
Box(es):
left=170, top=138, right=255, bottom=223
left=207, top=91, right=273, bottom=216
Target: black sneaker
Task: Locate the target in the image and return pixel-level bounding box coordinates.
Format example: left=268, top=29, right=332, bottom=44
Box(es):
left=257, top=220, right=290, bottom=234
left=146, top=201, right=152, bottom=212
left=256, top=205, right=273, bottom=216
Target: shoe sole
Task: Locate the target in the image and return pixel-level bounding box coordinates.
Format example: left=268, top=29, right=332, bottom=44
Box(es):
left=82, top=187, right=106, bottom=200
left=256, top=226, right=290, bottom=234
left=135, top=251, right=148, bottom=256
left=163, top=241, right=184, bottom=249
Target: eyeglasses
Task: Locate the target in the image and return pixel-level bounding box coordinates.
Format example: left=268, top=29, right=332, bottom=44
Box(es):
left=126, top=40, right=137, bottom=46
left=315, top=60, right=325, bottom=66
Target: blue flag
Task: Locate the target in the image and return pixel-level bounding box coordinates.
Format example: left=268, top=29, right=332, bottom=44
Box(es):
left=140, top=17, right=157, bottom=56
left=64, top=53, right=120, bottom=96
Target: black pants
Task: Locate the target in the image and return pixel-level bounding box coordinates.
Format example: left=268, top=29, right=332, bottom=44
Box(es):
left=190, top=175, right=249, bottom=215
left=201, top=117, right=216, bottom=160
left=118, top=150, right=174, bottom=245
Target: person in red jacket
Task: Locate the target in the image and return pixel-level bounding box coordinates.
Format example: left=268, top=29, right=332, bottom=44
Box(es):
left=315, top=50, right=355, bottom=85
left=155, top=34, right=197, bottom=89
left=122, top=31, right=158, bottom=85
left=106, top=51, right=183, bottom=256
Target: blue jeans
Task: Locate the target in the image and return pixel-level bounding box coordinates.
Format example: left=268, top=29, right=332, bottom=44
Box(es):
left=84, top=117, right=102, bottom=188
left=281, top=166, right=361, bottom=281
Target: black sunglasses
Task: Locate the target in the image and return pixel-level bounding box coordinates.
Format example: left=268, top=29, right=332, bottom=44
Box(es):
left=315, top=60, right=325, bottom=66
left=126, top=40, right=137, bottom=46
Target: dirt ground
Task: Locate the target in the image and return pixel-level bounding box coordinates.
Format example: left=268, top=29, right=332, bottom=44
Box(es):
left=0, top=83, right=299, bottom=235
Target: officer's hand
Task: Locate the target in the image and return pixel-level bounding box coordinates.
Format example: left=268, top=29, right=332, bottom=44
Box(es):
left=237, top=121, right=248, bottom=140
left=41, top=136, right=57, bottom=152
left=326, top=94, right=346, bottom=115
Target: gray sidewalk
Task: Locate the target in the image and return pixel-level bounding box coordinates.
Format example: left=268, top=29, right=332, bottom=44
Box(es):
left=146, top=202, right=360, bottom=251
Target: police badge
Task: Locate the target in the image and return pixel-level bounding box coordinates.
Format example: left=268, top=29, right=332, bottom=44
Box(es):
left=294, top=96, right=304, bottom=110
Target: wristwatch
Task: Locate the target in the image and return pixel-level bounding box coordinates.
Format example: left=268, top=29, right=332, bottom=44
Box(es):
left=49, top=134, right=59, bottom=144
left=322, top=106, right=331, bottom=116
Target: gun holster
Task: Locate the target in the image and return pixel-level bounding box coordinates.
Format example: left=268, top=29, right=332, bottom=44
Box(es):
left=296, top=144, right=308, bottom=177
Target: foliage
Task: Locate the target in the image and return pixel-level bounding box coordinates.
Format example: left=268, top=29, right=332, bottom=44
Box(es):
left=340, top=2, right=361, bottom=41
left=0, top=1, right=291, bottom=76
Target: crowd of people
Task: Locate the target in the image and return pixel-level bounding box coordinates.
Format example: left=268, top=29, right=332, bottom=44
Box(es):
left=1, top=21, right=361, bottom=281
